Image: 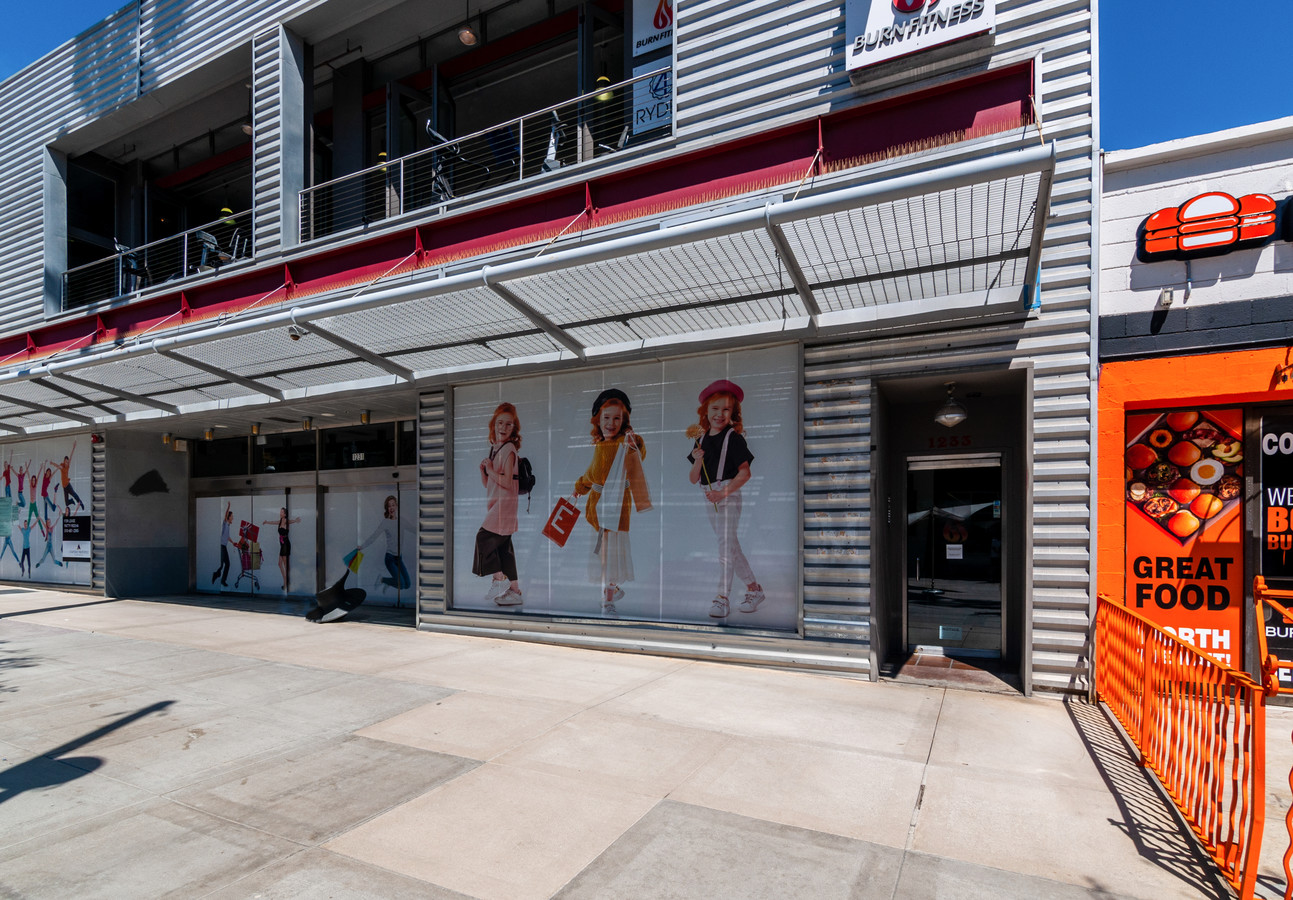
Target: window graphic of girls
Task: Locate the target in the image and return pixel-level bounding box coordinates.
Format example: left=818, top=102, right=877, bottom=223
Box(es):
left=56, top=443, right=84, bottom=515
left=15, top=461, right=28, bottom=510
left=35, top=513, right=62, bottom=570
left=357, top=494, right=411, bottom=593
left=211, top=503, right=233, bottom=587
left=573, top=389, right=652, bottom=617
left=16, top=518, right=34, bottom=577
left=686, top=379, right=764, bottom=618
left=262, top=507, right=301, bottom=593
left=473, top=403, right=523, bottom=607
left=2, top=453, right=12, bottom=499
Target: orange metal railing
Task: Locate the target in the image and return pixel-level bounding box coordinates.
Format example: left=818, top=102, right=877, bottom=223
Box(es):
left=1094, top=594, right=1267, bottom=899
left=1256, top=576, right=1293, bottom=900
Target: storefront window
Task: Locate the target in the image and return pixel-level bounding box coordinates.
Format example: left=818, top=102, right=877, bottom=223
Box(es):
left=320, top=423, right=395, bottom=470
left=253, top=433, right=317, bottom=474
left=193, top=437, right=249, bottom=477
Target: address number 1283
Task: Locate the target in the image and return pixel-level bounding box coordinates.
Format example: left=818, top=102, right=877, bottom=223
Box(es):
left=928, top=435, right=973, bottom=449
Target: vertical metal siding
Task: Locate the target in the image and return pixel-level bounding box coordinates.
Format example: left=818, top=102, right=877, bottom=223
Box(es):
left=418, top=390, right=448, bottom=621
left=92, top=438, right=107, bottom=590
left=252, top=28, right=285, bottom=256
left=802, top=352, right=871, bottom=648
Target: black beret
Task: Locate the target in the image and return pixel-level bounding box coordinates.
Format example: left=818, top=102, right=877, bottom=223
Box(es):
left=591, top=388, right=631, bottom=418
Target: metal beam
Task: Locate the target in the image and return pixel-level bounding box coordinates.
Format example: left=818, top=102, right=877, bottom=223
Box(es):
left=155, top=348, right=285, bottom=400
left=3, top=396, right=97, bottom=425
left=1019, top=147, right=1057, bottom=306
left=289, top=316, right=415, bottom=381
left=54, top=374, right=181, bottom=415
left=36, top=378, right=120, bottom=415
left=482, top=268, right=586, bottom=360
left=764, top=208, right=822, bottom=331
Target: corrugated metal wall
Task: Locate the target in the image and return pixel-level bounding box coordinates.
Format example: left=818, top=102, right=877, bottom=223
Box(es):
left=417, top=390, right=448, bottom=621
left=92, top=439, right=107, bottom=590
left=802, top=352, right=871, bottom=648
left=251, top=28, right=285, bottom=256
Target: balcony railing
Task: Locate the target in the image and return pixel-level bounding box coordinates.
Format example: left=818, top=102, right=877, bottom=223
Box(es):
left=63, top=210, right=254, bottom=310
left=300, top=66, right=672, bottom=243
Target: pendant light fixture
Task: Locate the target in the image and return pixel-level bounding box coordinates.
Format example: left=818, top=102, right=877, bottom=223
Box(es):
left=934, top=382, right=968, bottom=428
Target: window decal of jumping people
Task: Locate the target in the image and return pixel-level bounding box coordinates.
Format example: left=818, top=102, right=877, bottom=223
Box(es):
left=25, top=473, right=39, bottom=527
left=35, top=513, right=63, bottom=570
left=40, top=465, right=56, bottom=521
left=2, top=452, right=12, bottom=500
left=211, top=502, right=234, bottom=587
left=55, top=442, right=84, bottom=516
left=573, top=389, right=652, bottom=617
left=686, top=379, right=764, bottom=619
left=16, top=518, right=34, bottom=577
left=356, top=494, right=412, bottom=601
left=0, top=497, right=19, bottom=569
left=473, top=403, right=524, bottom=607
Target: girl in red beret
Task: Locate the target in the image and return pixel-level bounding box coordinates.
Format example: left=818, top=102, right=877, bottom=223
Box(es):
left=687, top=380, right=764, bottom=618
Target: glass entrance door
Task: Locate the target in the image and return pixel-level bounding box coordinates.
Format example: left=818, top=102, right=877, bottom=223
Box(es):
left=906, top=456, right=1003, bottom=657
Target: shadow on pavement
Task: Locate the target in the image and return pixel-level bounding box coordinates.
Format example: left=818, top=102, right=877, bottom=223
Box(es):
left=0, top=597, right=122, bottom=620
left=1067, top=699, right=1230, bottom=899
left=0, top=700, right=174, bottom=805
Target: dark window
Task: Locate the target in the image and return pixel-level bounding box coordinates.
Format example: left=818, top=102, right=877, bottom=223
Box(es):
left=397, top=419, right=416, bottom=466
left=193, top=437, right=249, bottom=477
left=321, top=423, right=396, bottom=469
left=253, top=433, right=318, bottom=474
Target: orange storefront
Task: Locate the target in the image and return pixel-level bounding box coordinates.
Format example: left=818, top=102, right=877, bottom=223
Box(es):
left=1099, top=347, right=1293, bottom=676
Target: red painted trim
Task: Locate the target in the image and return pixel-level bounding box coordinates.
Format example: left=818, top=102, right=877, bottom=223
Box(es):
left=154, top=141, right=252, bottom=190
left=14, top=64, right=1033, bottom=364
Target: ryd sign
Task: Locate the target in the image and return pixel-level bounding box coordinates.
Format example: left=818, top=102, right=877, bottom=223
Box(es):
left=845, top=0, right=995, bottom=73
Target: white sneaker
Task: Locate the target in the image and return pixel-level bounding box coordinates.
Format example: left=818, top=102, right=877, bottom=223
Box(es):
left=495, top=587, right=524, bottom=607
left=739, top=588, right=765, bottom=613
left=601, top=602, right=619, bottom=618
left=709, top=596, right=730, bottom=618
left=484, top=579, right=509, bottom=602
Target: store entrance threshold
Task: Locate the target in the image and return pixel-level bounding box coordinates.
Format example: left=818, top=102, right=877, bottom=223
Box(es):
left=880, top=650, right=1022, bottom=695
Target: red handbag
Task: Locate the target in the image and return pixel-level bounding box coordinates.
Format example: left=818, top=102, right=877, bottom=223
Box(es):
left=542, top=496, right=581, bottom=547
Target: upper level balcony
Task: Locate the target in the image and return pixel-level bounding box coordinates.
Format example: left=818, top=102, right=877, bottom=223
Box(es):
left=300, top=67, right=670, bottom=243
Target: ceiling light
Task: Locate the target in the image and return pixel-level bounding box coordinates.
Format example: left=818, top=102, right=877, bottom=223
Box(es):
left=162, top=432, right=172, bottom=445
left=204, top=427, right=215, bottom=441
left=360, top=410, right=371, bottom=425
left=934, top=382, right=967, bottom=429
left=458, top=22, right=478, bottom=45
left=302, top=416, right=313, bottom=431
left=251, top=422, right=261, bottom=436
left=595, top=75, right=613, bottom=102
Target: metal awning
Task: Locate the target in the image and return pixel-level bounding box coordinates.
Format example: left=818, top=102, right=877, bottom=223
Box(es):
left=0, top=143, right=1055, bottom=435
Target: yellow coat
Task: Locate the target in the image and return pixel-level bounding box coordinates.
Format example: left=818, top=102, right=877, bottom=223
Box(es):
left=574, top=434, right=652, bottom=532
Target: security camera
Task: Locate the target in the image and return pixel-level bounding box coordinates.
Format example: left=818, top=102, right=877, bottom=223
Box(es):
left=287, top=325, right=308, bottom=341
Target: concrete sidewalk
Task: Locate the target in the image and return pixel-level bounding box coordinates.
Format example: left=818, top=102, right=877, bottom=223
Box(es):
left=0, top=587, right=1285, bottom=899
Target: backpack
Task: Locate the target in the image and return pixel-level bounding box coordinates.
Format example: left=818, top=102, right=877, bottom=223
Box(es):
left=515, top=456, right=536, bottom=512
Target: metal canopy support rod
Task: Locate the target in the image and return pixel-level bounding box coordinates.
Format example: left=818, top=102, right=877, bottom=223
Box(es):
left=764, top=206, right=822, bottom=331
left=3, top=396, right=97, bottom=425
left=35, top=378, right=119, bottom=416
left=1019, top=155, right=1057, bottom=306
left=53, top=374, right=180, bottom=414
left=154, top=348, right=285, bottom=400
left=481, top=267, right=586, bottom=360
left=288, top=314, right=415, bottom=382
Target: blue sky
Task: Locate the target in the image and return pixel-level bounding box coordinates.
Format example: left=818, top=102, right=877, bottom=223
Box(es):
left=4, top=1, right=1292, bottom=152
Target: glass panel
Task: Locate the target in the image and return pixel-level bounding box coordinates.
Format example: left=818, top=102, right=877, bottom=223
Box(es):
left=192, top=437, right=248, bottom=477
left=396, top=419, right=416, bottom=467
left=322, top=486, right=415, bottom=609
left=253, top=432, right=317, bottom=473
left=319, top=423, right=395, bottom=470
left=906, top=462, right=1002, bottom=656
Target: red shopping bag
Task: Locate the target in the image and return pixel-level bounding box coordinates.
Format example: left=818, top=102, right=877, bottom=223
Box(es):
left=542, top=496, right=581, bottom=547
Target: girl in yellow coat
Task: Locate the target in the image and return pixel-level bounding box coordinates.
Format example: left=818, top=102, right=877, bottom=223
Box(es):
left=574, top=389, right=652, bottom=616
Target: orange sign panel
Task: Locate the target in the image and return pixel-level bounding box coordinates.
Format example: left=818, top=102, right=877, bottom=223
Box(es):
left=1124, top=408, right=1244, bottom=665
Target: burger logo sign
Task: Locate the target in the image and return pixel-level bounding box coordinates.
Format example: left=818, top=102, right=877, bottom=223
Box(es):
left=845, top=0, right=995, bottom=73
left=1137, top=190, right=1281, bottom=262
